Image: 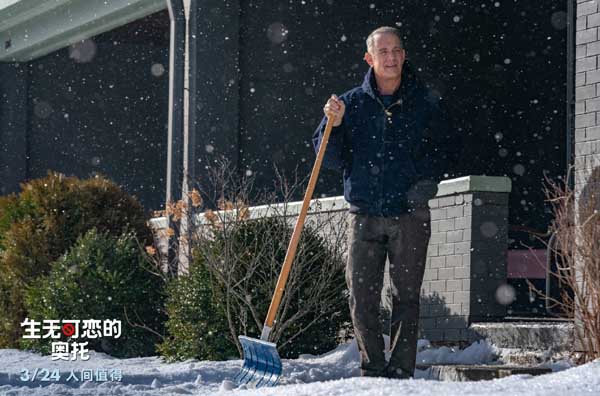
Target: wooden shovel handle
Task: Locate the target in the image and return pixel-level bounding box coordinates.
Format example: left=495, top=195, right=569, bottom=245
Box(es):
left=263, top=116, right=337, bottom=331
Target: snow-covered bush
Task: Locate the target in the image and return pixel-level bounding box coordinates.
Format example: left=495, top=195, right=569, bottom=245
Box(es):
left=23, top=228, right=165, bottom=357
left=0, top=172, right=151, bottom=348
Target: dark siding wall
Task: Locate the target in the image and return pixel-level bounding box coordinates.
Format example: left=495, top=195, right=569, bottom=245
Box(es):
left=0, top=63, right=28, bottom=195
left=11, top=12, right=170, bottom=211
left=192, top=0, right=242, bottom=194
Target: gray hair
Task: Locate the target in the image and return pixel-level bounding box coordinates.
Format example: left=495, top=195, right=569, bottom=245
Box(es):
left=366, top=26, right=404, bottom=52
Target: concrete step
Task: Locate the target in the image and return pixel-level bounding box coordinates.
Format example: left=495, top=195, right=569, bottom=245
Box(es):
left=417, top=364, right=552, bottom=381
left=470, top=320, right=574, bottom=352
left=496, top=349, right=557, bottom=366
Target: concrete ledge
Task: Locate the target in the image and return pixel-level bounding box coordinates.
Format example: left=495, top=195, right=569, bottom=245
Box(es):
left=436, top=176, right=512, bottom=197
left=149, top=195, right=348, bottom=230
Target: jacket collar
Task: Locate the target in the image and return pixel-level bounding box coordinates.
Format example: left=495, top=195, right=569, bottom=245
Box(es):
left=361, top=61, right=418, bottom=101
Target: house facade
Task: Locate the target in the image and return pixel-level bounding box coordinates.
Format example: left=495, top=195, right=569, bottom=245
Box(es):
left=0, top=1, right=579, bottom=339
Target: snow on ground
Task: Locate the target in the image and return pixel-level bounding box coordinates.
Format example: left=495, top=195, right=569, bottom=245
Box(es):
left=0, top=339, right=592, bottom=396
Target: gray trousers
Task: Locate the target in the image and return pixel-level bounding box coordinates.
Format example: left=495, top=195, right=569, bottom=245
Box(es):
left=346, top=209, right=430, bottom=377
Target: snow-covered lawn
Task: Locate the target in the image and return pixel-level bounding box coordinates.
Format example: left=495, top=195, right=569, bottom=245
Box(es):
left=0, top=339, right=595, bottom=396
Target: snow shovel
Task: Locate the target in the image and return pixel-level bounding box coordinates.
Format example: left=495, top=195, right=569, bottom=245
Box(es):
left=234, top=115, right=337, bottom=388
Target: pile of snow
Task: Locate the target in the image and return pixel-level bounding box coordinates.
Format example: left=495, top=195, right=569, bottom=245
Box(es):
left=416, top=339, right=500, bottom=366
left=0, top=339, right=591, bottom=396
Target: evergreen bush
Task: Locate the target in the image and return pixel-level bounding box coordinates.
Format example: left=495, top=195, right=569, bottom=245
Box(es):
left=160, top=216, right=351, bottom=361
left=0, top=172, right=151, bottom=347
left=158, top=256, right=237, bottom=361
left=23, top=229, right=165, bottom=357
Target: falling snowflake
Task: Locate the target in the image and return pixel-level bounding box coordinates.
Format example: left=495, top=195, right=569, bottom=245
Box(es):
left=151, top=63, right=165, bottom=77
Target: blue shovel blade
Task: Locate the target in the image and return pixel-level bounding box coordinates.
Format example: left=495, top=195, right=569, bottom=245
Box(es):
left=235, top=335, right=282, bottom=388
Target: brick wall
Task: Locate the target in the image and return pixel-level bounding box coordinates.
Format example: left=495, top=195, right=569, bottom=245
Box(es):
left=575, top=0, right=600, bottom=353
left=576, top=1, right=600, bottom=195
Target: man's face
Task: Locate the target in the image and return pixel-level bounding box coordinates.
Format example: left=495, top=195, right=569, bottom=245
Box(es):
left=364, top=33, right=406, bottom=81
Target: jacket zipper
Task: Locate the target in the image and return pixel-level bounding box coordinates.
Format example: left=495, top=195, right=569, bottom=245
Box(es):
left=373, top=97, right=403, bottom=215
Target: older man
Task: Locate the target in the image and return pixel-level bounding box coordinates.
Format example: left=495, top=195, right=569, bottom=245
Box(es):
left=313, top=26, right=456, bottom=379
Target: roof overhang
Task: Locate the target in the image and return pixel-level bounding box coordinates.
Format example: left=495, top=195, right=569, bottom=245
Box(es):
left=0, top=0, right=166, bottom=62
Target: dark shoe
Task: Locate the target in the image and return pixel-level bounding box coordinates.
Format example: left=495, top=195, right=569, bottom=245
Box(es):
left=360, top=368, right=387, bottom=377
left=385, top=366, right=412, bottom=379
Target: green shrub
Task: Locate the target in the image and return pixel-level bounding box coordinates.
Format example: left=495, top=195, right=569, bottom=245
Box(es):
left=0, top=193, right=30, bottom=251
left=23, top=229, right=165, bottom=357
left=0, top=172, right=152, bottom=347
left=160, top=216, right=351, bottom=361
left=158, top=257, right=238, bottom=361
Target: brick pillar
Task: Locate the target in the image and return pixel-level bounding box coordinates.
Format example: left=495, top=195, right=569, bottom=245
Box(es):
left=420, top=176, right=512, bottom=343
left=576, top=0, right=600, bottom=185
left=576, top=2, right=600, bottom=240
left=575, top=0, right=600, bottom=353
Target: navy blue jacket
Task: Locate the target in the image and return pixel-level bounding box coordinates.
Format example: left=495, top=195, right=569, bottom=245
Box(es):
left=313, top=63, right=457, bottom=216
